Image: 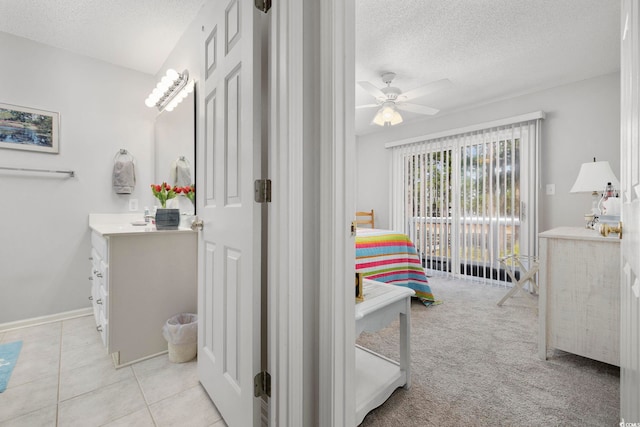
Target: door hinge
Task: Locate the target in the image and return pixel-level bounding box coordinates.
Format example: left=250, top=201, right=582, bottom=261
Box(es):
left=254, top=0, right=272, bottom=13
left=254, top=371, right=271, bottom=398
left=254, top=179, right=272, bottom=203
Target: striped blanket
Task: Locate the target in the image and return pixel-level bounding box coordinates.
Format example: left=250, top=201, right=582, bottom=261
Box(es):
left=356, top=228, right=435, bottom=305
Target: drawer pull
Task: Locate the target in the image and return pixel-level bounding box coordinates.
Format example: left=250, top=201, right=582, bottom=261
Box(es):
left=96, top=325, right=103, bottom=332
left=96, top=272, right=103, bottom=278
left=88, top=296, right=93, bottom=301
left=88, top=277, right=93, bottom=281
left=89, top=257, right=94, bottom=261
left=96, top=299, right=103, bottom=305
left=93, top=269, right=99, bottom=274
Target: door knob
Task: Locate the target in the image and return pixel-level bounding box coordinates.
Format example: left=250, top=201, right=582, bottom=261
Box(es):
left=599, top=221, right=623, bottom=239
left=191, top=217, right=204, bottom=231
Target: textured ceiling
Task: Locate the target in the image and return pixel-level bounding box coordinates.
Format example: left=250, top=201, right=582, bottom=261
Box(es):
left=0, top=1, right=621, bottom=135
left=356, top=0, right=621, bottom=135
left=0, top=0, right=206, bottom=75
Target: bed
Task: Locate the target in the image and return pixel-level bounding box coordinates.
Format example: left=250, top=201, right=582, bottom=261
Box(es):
left=355, top=228, right=435, bottom=305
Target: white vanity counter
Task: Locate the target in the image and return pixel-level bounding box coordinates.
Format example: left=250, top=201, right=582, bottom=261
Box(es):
left=88, top=213, right=197, bottom=367
left=89, top=213, right=194, bottom=235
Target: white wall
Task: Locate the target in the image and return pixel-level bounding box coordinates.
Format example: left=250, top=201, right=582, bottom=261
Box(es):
left=0, top=32, right=156, bottom=324
left=356, top=72, right=621, bottom=233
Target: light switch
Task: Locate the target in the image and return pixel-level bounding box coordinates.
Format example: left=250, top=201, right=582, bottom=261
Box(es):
left=546, top=184, right=555, bottom=195
left=129, top=199, right=139, bottom=211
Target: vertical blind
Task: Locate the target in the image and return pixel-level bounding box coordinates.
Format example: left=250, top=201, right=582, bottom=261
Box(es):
left=388, top=113, right=542, bottom=284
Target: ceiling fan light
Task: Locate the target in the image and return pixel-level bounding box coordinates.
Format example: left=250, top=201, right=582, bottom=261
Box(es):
left=372, top=109, right=386, bottom=126
left=389, top=110, right=403, bottom=125
left=381, top=105, right=395, bottom=121
left=372, top=105, right=403, bottom=126
left=372, top=102, right=403, bottom=126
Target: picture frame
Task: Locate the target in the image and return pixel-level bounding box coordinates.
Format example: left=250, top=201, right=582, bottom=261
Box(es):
left=0, top=103, right=59, bottom=154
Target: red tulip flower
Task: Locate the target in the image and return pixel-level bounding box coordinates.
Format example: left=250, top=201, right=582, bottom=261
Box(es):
left=150, top=182, right=177, bottom=208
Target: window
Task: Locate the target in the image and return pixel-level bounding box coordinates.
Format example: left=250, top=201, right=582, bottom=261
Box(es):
left=388, top=112, right=543, bottom=283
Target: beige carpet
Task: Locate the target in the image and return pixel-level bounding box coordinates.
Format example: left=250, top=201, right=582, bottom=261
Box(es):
left=356, top=277, right=619, bottom=427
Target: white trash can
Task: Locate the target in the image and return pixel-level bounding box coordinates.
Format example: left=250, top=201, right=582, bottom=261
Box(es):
left=162, top=313, right=197, bottom=363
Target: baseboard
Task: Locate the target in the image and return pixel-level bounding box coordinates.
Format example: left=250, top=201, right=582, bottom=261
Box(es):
left=0, top=307, right=93, bottom=332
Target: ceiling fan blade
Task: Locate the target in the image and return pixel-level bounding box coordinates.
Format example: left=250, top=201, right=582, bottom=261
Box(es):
left=356, top=104, right=380, bottom=109
left=396, top=103, right=440, bottom=115
left=399, top=78, right=452, bottom=102
left=357, top=81, right=386, bottom=99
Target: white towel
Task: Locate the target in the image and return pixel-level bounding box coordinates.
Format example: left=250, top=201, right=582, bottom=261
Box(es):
left=112, top=160, right=136, bottom=194
left=170, top=157, right=192, bottom=187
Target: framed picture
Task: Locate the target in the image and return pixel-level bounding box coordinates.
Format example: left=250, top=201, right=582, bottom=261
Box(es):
left=0, top=103, right=59, bottom=154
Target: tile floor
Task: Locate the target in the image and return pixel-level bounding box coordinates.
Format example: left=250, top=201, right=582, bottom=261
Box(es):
left=0, top=315, right=226, bottom=427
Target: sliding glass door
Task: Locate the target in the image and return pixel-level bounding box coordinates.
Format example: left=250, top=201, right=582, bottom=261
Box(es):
left=390, top=116, right=540, bottom=283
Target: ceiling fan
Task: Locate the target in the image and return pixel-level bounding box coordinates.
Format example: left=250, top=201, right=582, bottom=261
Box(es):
left=357, top=72, right=452, bottom=126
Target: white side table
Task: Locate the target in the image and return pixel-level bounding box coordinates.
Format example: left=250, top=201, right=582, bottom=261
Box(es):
left=355, top=279, right=415, bottom=425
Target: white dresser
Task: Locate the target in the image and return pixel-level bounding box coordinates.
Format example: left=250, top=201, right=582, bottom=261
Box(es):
left=89, top=214, right=197, bottom=367
left=538, top=227, right=620, bottom=366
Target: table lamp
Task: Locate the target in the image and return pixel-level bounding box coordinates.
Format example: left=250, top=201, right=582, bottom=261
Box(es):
left=570, top=158, right=619, bottom=227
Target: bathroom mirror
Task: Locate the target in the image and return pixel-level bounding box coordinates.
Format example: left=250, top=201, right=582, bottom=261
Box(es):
left=154, top=90, right=196, bottom=214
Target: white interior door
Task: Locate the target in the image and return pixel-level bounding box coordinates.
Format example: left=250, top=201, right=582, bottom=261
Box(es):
left=620, top=0, right=640, bottom=420
left=197, top=1, right=263, bottom=426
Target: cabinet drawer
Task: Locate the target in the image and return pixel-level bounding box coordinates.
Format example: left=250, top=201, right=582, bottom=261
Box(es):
left=91, top=232, right=108, bottom=262
left=97, top=285, right=109, bottom=322
left=90, top=280, right=100, bottom=324
left=98, top=309, right=108, bottom=348
left=93, top=260, right=108, bottom=292
left=91, top=248, right=101, bottom=267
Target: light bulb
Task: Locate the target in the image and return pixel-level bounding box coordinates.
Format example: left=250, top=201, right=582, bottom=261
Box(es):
left=381, top=106, right=395, bottom=121
left=158, top=81, right=169, bottom=92
left=372, top=110, right=386, bottom=126
left=145, top=97, right=156, bottom=108
left=152, top=88, right=163, bottom=97
left=389, top=110, right=403, bottom=125
left=166, top=69, right=179, bottom=80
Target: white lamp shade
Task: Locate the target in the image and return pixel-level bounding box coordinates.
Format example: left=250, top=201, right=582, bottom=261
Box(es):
left=570, top=161, right=620, bottom=193
left=372, top=103, right=403, bottom=126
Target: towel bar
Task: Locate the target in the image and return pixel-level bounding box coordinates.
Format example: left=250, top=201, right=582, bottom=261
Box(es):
left=0, top=166, right=75, bottom=177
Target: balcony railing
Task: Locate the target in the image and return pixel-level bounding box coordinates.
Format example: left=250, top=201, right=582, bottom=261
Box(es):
left=408, top=215, right=521, bottom=283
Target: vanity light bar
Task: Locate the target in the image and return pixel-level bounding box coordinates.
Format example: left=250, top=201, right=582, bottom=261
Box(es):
left=145, top=69, right=192, bottom=112
left=163, top=79, right=195, bottom=112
